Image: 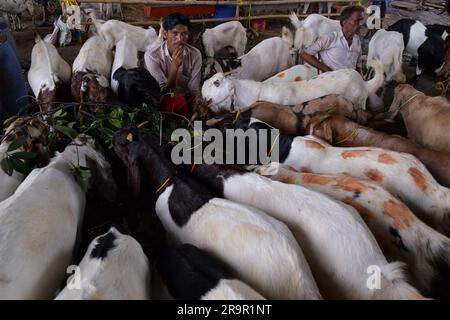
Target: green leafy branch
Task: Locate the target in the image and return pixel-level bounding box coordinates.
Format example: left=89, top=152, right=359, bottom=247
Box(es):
left=0, top=136, right=37, bottom=176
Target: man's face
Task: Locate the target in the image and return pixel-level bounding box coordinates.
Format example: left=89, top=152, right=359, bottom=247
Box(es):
left=164, top=24, right=189, bottom=49
left=343, top=11, right=365, bottom=35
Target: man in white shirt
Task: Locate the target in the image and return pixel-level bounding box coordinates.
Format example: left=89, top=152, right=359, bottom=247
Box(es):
left=302, top=5, right=365, bottom=73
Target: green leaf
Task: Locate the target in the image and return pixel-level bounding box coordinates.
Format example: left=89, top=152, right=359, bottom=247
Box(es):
left=109, top=108, right=123, bottom=120
left=7, top=136, right=26, bottom=152
left=108, top=118, right=123, bottom=129
left=53, top=108, right=63, bottom=118
left=1, top=158, right=13, bottom=176
left=9, top=151, right=37, bottom=160
left=128, top=112, right=136, bottom=123
left=73, top=166, right=92, bottom=192
left=55, top=125, right=79, bottom=140
left=67, top=122, right=77, bottom=129
left=9, top=157, right=28, bottom=175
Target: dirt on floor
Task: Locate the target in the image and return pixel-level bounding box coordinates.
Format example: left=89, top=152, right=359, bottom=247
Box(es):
left=8, top=0, right=450, bottom=105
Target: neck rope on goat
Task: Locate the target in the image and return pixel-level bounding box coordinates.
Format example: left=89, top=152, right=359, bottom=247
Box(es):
left=155, top=172, right=177, bottom=194
left=399, top=93, right=422, bottom=111
left=335, top=127, right=359, bottom=145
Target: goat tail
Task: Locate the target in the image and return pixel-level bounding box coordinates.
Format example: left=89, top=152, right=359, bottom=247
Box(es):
left=375, top=262, right=427, bottom=300
left=289, top=12, right=302, bottom=29
left=158, top=18, right=165, bottom=42
left=89, top=14, right=103, bottom=35
left=393, top=50, right=406, bottom=83
left=364, top=58, right=385, bottom=95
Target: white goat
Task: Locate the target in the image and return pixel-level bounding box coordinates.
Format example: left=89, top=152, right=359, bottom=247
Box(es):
left=0, top=135, right=116, bottom=299
left=264, top=64, right=318, bottom=83
left=55, top=227, right=151, bottom=300
left=266, top=164, right=450, bottom=298
left=201, top=21, right=247, bottom=77
left=202, top=59, right=383, bottom=113
left=367, top=29, right=406, bottom=83
left=0, top=0, right=35, bottom=31
left=72, top=35, right=113, bottom=79
left=289, top=12, right=341, bottom=52
left=281, top=135, right=450, bottom=237
left=91, top=17, right=158, bottom=52
left=80, top=3, right=123, bottom=20
left=0, top=141, right=23, bottom=202
left=225, top=37, right=293, bottom=81
left=190, top=162, right=424, bottom=299
left=110, top=37, right=138, bottom=94
left=28, top=33, right=72, bottom=112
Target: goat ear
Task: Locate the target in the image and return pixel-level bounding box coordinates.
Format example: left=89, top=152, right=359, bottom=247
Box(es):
left=308, top=118, right=333, bottom=143
left=322, top=121, right=333, bottom=144
left=386, top=88, right=403, bottom=119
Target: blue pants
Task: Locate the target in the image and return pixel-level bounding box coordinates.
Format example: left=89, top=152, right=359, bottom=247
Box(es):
left=0, top=23, right=28, bottom=119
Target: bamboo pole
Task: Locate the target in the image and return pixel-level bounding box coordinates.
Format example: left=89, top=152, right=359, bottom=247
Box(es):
left=78, top=0, right=355, bottom=5
left=81, top=12, right=341, bottom=26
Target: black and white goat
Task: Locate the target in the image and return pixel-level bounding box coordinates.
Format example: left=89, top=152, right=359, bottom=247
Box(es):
left=155, top=243, right=265, bottom=300
left=387, top=19, right=450, bottom=86
left=113, top=127, right=321, bottom=300
left=55, top=227, right=151, bottom=300
left=111, top=37, right=160, bottom=108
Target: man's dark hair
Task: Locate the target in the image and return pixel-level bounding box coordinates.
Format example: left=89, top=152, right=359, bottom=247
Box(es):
left=339, top=5, right=365, bottom=26
left=163, top=12, right=191, bottom=31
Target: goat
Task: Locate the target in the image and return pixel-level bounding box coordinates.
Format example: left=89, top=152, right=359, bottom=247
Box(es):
left=202, top=59, right=383, bottom=113
left=155, top=243, right=265, bottom=300
left=387, top=19, right=450, bottom=86
left=307, top=113, right=450, bottom=189
left=264, top=64, right=318, bottom=83
left=113, top=127, right=321, bottom=300
left=0, top=0, right=35, bottom=31
left=184, top=161, right=423, bottom=299
left=80, top=3, right=123, bottom=20
left=277, top=133, right=450, bottom=237
left=206, top=95, right=369, bottom=134
left=91, top=16, right=159, bottom=52
left=55, top=227, right=151, bottom=300
left=111, top=37, right=160, bottom=108
left=289, top=12, right=340, bottom=52
left=388, top=84, right=450, bottom=155
left=0, top=135, right=116, bottom=299
left=0, top=141, right=23, bottom=201
left=111, top=37, right=138, bottom=95
left=367, top=29, right=406, bottom=83
left=426, top=24, right=450, bottom=41
left=199, top=21, right=247, bottom=78
left=71, top=35, right=113, bottom=105
left=28, top=33, right=71, bottom=113
left=219, top=37, right=293, bottom=82
left=264, top=164, right=450, bottom=299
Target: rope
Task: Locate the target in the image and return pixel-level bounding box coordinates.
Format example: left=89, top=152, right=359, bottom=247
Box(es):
left=335, top=127, right=358, bottom=145
left=155, top=176, right=174, bottom=194
left=232, top=110, right=241, bottom=124
left=267, top=133, right=280, bottom=157
left=435, top=77, right=450, bottom=96
left=398, top=93, right=422, bottom=111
